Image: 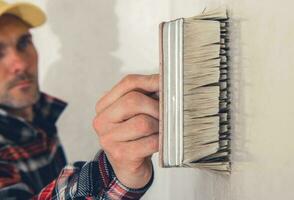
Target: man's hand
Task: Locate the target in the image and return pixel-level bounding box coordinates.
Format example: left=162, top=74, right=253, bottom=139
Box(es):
left=93, top=74, right=159, bottom=189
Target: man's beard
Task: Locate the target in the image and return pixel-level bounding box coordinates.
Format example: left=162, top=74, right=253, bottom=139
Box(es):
left=0, top=72, right=40, bottom=110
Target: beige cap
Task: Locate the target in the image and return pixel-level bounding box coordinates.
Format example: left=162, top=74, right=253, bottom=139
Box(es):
left=0, top=0, right=46, bottom=27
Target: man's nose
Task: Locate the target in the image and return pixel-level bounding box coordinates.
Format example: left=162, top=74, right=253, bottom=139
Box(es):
left=7, top=49, right=27, bottom=74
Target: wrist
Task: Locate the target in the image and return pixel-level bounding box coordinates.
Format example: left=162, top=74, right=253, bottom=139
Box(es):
left=95, top=151, right=153, bottom=199
left=114, top=160, right=153, bottom=189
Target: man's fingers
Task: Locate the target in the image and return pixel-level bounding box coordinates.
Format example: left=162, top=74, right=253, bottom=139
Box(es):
left=100, top=91, right=159, bottom=123
left=101, top=114, right=158, bottom=141
left=123, top=134, right=159, bottom=160
left=107, top=134, right=159, bottom=163
left=96, top=74, right=159, bottom=115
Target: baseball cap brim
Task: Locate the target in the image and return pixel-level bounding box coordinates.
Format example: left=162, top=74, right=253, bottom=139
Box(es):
left=0, top=2, right=46, bottom=28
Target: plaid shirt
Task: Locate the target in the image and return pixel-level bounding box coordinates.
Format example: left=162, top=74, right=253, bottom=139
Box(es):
left=0, top=93, right=153, bottom=199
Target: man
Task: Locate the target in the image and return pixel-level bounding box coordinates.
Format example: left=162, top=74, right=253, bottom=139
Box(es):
left=0, top=1, right=159, bottom=199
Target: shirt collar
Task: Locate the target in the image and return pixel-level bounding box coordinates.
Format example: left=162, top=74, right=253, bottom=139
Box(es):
left=32, top=92, right=67, bottom=126
left=0, top=92, right=67, bottom=144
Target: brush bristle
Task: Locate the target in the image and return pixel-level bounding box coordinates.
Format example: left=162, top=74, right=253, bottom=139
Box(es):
left=182, top=9, right=230, bottom=172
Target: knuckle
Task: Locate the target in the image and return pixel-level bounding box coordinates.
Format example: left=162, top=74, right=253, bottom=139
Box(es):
left=92, top=116, right=101, bottom=131
left=121, top=74, right=138, bottom=88
left=123, top=91, right=144, bottom=107
left=98, top=129, right=117, bottom=151
left=92, top=115, right=104, bottom=133
left=147, top=135, right=159, bottom=151
left=134, top=115, right=152, bottom=133
left=95, top=98, right=105, bottom=114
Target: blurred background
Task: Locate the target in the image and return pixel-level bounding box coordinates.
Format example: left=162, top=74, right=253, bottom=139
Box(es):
left=7, top=0, right=294, bottom=199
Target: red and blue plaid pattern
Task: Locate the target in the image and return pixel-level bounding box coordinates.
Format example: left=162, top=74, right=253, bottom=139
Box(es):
left=0, top=93, right=153, bottom=199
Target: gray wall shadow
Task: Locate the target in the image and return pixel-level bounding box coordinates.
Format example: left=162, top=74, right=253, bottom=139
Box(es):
left=43, top=0, right=122, bottom=162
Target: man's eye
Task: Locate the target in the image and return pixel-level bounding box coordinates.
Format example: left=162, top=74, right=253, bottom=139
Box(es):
left=17, top=36, right=32, bottom=51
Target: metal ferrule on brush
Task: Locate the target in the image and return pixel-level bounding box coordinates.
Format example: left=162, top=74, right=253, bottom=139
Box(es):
left=161, top=18, right=184, bottom=167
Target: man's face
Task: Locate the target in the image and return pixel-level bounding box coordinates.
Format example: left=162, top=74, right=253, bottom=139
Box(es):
left=0, top=15, right=39, bottom=109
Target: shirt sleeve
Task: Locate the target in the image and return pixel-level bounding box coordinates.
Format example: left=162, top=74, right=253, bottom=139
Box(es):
left=0, top=151, right=154, bottom=200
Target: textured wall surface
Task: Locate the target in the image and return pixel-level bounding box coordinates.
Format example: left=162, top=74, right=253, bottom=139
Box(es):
left=12, top=0, right=294, bottom=199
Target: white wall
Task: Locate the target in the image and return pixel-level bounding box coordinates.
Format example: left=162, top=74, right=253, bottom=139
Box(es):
left=14, top=0, right=294, bottom=199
